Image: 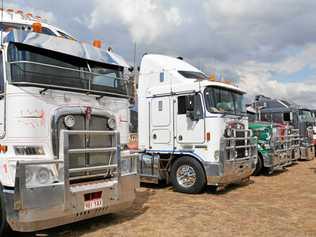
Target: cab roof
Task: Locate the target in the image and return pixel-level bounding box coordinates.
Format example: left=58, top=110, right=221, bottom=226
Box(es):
left=4, top=30, right=130, bottom=68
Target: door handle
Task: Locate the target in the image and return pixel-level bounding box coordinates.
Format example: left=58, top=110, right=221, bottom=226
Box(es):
left=178, top=135, right=183, bottom=141
left=153, top=134, right=157, bottom=139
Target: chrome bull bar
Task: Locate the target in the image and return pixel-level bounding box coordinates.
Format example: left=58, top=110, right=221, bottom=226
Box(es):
left=270, top=131, right=292, bottom=166
left=222, top=129, right=257, bottom=161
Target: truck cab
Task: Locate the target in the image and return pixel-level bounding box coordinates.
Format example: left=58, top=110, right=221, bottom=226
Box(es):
left=0, top=30, right=138, bottom=234
left=138, top=54, right=257, bottom=194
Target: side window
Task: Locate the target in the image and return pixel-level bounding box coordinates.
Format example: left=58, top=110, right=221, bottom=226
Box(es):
left=0, top=52, right=3, bottom=93
left=178, top=96, right=186, bottom=114
left=177, top=94, right=203, bottom=116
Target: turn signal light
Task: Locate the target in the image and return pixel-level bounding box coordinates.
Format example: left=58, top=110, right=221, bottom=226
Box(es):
left=93, top=40, right=102, bottom=48
left=32, top=22, right=42, bottom=33
left=0, top=145, right=8, bottom=153
left=16, top=10, right=23, bottom=14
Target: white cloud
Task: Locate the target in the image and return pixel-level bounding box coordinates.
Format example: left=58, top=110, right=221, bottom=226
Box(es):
left=237, top=57, right=316, bottom=108
left=89, top=0, right=183, bottom=43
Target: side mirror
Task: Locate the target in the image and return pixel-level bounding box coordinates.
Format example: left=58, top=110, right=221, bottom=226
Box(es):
left=186, top=95, right=194, bottom=111
left=186, top=94, right=202, bottom=121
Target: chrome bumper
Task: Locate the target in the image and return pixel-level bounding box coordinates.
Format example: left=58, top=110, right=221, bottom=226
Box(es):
left=6, top=130, right=139, bottom=232
left=268, top=150, right=292, bottom=168
left=206, top=130, right=257, bottom=186
left=5, top=175, right=138, bottom=232
left=205, top=158, right=256, bottom=185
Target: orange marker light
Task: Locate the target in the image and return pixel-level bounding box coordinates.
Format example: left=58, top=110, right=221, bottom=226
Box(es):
left=93, top=40, right=102, bottom=48
left=0, top=145, right=8, bottom=153
left=206, top=132, right=211, bottom=141
left=32, top=22, right=42, bottom=33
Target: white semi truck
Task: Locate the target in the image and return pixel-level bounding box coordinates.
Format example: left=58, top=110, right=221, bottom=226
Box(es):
left=138, top=54, right=257, bottom=194
left=0, top=28, right=138, bottom=234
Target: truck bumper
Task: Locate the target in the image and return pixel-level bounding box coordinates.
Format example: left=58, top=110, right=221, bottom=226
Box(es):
left=4, top=174, right=139, bottom=232
left=264, top=150, right=292, bottom=170
left=300, top=145, right=315, bottom=160
left=205, top=158, right=256, bottom=186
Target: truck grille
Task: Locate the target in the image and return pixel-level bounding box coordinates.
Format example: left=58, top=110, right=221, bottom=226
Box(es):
left=223, top=129, right=255, bottom=160
left=52, top=109, right=114, bottom=183
left=235, top=131, right=246, bottom=158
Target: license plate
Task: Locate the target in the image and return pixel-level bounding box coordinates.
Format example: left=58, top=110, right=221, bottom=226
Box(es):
left=84, top=198, right=103, bottom=211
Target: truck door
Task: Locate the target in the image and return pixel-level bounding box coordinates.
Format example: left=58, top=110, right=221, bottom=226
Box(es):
left=175, top=93, right=205, bottom=146
left=0, top=51, right=5, bottom=137
left=149, top=96, right=174, bottom=150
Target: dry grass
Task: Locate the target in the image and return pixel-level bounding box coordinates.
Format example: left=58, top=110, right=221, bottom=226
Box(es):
left=29, top=159, right=316, bottom=237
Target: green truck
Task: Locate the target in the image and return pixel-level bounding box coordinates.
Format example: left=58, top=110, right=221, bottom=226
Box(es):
left=249, top=122, right=291, bottom=175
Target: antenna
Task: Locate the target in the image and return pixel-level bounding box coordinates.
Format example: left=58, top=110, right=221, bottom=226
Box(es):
left=133, top=42, right=137, bottom=69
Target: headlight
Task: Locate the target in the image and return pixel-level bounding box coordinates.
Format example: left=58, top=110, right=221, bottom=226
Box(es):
left=261, top=143, right=271, bottom=149
left=64, top=115, right=76, bottom=128
left=36, top=167, right=51, bottom=184
left=225, top=128, right=233, bottom=137
left=108, top=118, right=116, bottom=130
left=25, top=164, right=62, bottom=188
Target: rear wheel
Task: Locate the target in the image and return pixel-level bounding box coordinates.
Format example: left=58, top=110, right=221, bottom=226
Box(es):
left=252, top=153, right=263, bottom=176
left=170, top=157, right=206, bottom=194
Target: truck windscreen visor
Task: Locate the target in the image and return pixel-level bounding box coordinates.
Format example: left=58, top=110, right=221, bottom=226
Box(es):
left=8, top=43, right=128, bottom=96
left=178, top=70, right=207, bottom=80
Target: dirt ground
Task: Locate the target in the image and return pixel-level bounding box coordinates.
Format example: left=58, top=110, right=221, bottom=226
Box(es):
left=23, top=159, right=316, bottom=237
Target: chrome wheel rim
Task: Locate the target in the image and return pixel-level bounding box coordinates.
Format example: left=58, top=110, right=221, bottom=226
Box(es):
left=176, top=165, right=197, bottom=188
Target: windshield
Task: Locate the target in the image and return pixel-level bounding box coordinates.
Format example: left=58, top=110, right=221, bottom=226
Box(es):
left=204, top=86, right=245, bottom=114
left=299, top=110, right=314, bottom=122
left=178, top=70, right=207, bottom=80
left=8, top=43, right=127, bottom=96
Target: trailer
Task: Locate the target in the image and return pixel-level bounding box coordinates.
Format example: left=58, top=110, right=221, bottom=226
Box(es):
left=0, top=29, right=138, bottom=235
left=253, top=95, right=314, bottom=160
left=137, top=54, right=257, bottom=194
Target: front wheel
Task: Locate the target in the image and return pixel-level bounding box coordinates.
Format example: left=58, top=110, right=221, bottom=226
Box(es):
left=170, top=157, right=206, bottom=194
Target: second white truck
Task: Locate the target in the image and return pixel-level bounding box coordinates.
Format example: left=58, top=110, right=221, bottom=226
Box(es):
left=138, top=54, right=257, bottom=193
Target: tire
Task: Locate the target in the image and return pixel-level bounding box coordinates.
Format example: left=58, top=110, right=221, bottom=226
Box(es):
left=170, top=156, right=206, bottom=194
left=252, top=153, right=263, bottom=176
left=0, top=186, right=10, bottom=236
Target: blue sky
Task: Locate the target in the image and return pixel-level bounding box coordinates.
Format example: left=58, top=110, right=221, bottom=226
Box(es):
left=6, top=0, right=316, bottom=108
